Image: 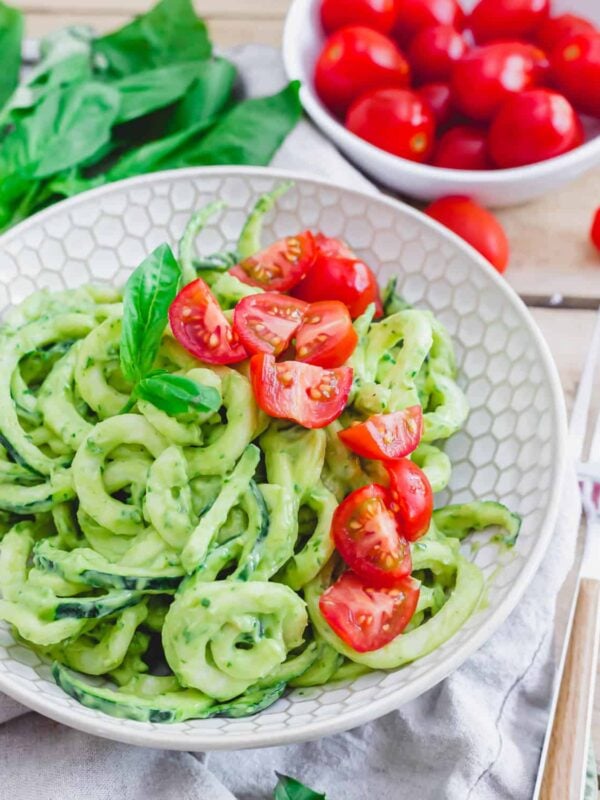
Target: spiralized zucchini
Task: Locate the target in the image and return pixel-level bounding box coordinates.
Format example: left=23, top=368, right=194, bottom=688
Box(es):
left=0, top=192, right=520, bottom=724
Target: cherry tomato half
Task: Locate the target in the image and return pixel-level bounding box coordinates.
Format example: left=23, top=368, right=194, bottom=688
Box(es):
left=249, top=353, right=352, bottom=429
left=230, top=231, right=316, bottom=292
left=233, top=293, right=308, bottom=357
left=338, top=406, right=423, bottom=460
left=168, top=278, right=247, bottom=365
left=392, top=0, right=464, bottom=47
left=408, top=24, right=467, bottom=84
left=536, top=13, right=597, bottom=53
left=292, top=234, right=383, bottom=319
left=295, top=301, right=358, bottom=368
left=314, top=26, right=410, bottom=117
left=346, top=88, right=435, bottom=162
left=416, top=82, right=453, bottom=125
left=592, top=208, right=600, bottom=253
left=469, top=0, right=550, bottom=45
left=424, top=196, right=509, bottom=273
left=320, top=0, right=399, bottom=35
left=385, top=459, right=433, bottom=541
left=432, top=125, right=491, bottom=170
left=489, top=89, right=584, bottom=168
left=319, top=570, right=420, bottom=652
left=551, top=32, right=600, bottom=119
left=451, top=41, right=549, bottom=121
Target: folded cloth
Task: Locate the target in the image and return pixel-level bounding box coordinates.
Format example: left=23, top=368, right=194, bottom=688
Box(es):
left=0, top=44, right=580, bottom=800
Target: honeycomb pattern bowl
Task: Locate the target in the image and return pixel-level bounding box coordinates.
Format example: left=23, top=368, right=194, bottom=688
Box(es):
left=0, top=167, right=566, bottom=750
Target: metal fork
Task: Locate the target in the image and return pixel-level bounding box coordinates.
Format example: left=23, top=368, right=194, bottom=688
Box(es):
left=536, top=309, right=600, bottom=800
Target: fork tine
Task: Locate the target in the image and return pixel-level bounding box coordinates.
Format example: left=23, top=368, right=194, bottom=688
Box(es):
left=570, top=307, right=600, bottom=462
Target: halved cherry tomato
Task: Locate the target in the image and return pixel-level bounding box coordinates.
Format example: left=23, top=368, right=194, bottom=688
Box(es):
left=590, top=207, right=600, bottom=253
left=168, top=278, right=247, bottom=365
left=249, top=353, right=352, bottom=429
left=408, top=25, right=467, bottom=84
left=292, top=234, right=383, bottom=319
left=230, top=231, right=316, bottom=292
left=424, top=196, right=509, bottom=273
left=338, top=406, right=423, bottom=460
left=392, top=0, right=464, bottom=47
left=536, top=13, right=597, bottom=53
left=469, top=0, right=550, bottom=45
left=432, top=125, right=491, bottom=170
left=551, top=31, right=600, bottom=118
left=295, top=301, right=358, bottom=368
left=332, top=484, right=412, bottom=587
left=385, top=459, right=433, bottom=541
left=416, top=82, right=453, bottom=125
left=489, top=89, right=584, bottom=168
left=320, top=0, right=399, bottom=35
left=314, top=26, right=410, bottom=117
left=319, top=570, right=420, bottom=651
left=451, top=41, right=549, bottom=121
left=233, top=293, right=308, bottom=357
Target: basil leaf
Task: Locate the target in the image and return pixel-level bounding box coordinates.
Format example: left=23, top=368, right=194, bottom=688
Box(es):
left=136, top=371, right=221, bottom=416
left=274, top=774, right=326, bottom=800
left=95, top=0, right=211, bottom=77
left=120, top=243, right=182, bottom=383
left=164, top=57, right=236, bottom=134
left=0, top=1, right=23, bottom=108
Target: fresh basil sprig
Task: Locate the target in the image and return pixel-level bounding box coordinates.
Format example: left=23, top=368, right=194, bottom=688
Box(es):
left=135, top=371, right=221, bottom=416
left=274, top=773, right=326, bottom=800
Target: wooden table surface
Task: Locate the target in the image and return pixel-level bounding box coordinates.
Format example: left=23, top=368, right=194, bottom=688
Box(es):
left=10, top=0, right=600, bottom=785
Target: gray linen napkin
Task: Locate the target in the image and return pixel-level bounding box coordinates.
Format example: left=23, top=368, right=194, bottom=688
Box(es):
left=0, top=45, right=581, bottom=800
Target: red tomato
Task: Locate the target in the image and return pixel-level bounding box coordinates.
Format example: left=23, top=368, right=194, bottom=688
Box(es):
left=385, top=459, right=433, bottom=541
left=292, top=234, right=383, bottom=319
left=536, top=13, right=597, bottom=53
left=249, top=353, right=352, bottom=429
left=392, top=0, right=464, bottom=46
left=346, top=88, right=435, bottom=161
left=233, top=293, right=308, bottom=357
left=592, top=208, right=600, bottom=253
left=424, top=196, right=509, bottom=273
left=432, top=125, right=491, bottom=170
left=168, top=278, right=247, bottom=365
left=489, top=89, right=584, bottom=168
left=408, top=25, right=467, bottom=83
left=332, top=484, right=412, bottom=588
left=551, top=32, right=600, bottom=118
left=451, top=41, right=549, bottom=121
left=314, top=26, right=410, bottom=117
left=338, top=406, right=423, bottom=460
left=320, top=0, right=399, bottom=35
left=295, top=301, right=358, bottom=368
left=469, top=0, right=550, bottom=44
left=416, top=82, right=453, bottom=125
left=319, top=571, right=420, bottom=652
left=230, top=231, right=315, bottom=292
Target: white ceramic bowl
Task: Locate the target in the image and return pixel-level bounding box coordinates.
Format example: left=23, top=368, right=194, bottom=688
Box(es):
left=283, top=0, right=600, bottom=207
left=0, top=167, right=566, bottom=749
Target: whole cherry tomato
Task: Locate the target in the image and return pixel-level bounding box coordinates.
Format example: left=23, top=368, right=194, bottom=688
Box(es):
left=392, top=0, right=464, bottom=46
left=451, top=41, right=549, bottom=121
left=432, top=125, right=491, bottom=170
left=314, top=26, right=410, bottom=117
left=591, top=208, right=600, bottom=253
left=424, top=196, right=509, bottom=273
left=416, top=82, right=453, bottom=125
left=346, top=88, right=435, bottom=161
left=551, top=32, right=600, bottom=118
left=408, top=25, right=466, bottom=83
left=469, top=0, right=550, bottom=44
left=489, top=89, right=584, bottom=168
left=537, top=13, right=597, bottom=52
left=320, top=0, right=399, bottom=35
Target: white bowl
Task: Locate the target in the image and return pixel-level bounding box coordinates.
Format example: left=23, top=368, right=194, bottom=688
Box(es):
left=0, top=167, right=566, bottom=749
left=283, top=0, right=600, bottom=207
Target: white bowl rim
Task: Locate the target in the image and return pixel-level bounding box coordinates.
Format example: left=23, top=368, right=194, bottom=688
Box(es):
left=0, top=165, right=567, bottom=750
left=282, top=0, right=600, bottom=187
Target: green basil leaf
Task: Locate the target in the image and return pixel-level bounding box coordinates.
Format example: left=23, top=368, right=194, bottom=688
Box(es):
left=274, top=773, right=326, bottom=800
left=164, top=57, right=236, bottom=134
left=95, top=0, right=211, bottom=77
left=136, top=371, right=221, bottom=416
left=120, top=243, right=182, bottom=383
left=0, top=1, right=23, bottom=108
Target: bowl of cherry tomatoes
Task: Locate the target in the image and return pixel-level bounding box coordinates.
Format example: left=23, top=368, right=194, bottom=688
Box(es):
left=283, top=0, right=600, bottom=206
